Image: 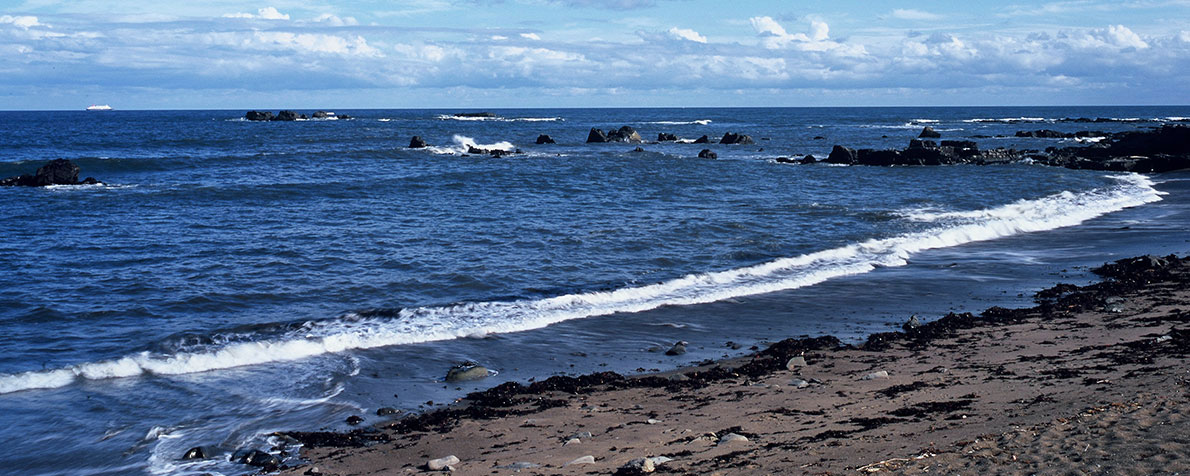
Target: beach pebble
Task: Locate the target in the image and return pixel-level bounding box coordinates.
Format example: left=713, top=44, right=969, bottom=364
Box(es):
left=445, top=362, right=490, bottom=382
left=1104, top=303, right=1125, bottom=313
left=564, top=455, right=596, bottom=466
left=427, top=455, right=460, bottom=471
left=563, top=438, right=581, bottom=446
left=650, top=456, right=674, bottom=465
left=304, top=467, right=323, bottom=475
left=618, top=457, right=655, bottom=474
left=239, top=450, right=281, bottom=470
left=665, top=341, right=688, bottom=356
left=647, top=418, right=660, bottom=424
left=785, top=356, right=807, bottom=371
left=790, top=379, right=810, bottom=389
left=862, top=370, right=890, bottom=380
left=569, top=431, right=593, bottom=440
left=718, top=433, right=749, bottom=445
left=1156, top=335, right=1172, bottom=344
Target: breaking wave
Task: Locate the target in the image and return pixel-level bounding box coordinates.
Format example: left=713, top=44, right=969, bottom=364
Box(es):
left=0, top=174, right=1163, bottom=394
left=423, top=135, right=516, bottom=155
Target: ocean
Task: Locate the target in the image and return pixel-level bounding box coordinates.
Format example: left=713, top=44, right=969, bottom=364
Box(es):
left=1, top=106, right=1188, bottom=475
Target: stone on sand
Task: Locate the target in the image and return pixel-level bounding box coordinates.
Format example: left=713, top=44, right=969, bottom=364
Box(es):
left=427, top=455, right=460, bottom=471
left=785, top=356, right=807, bottom=371
left=862, top=370, right=890, bottom=380
left=565, top=455, right=596, bottom=466
left=718, top=433, right=749, bottom=445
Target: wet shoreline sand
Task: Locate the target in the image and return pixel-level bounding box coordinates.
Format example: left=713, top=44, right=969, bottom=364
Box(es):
left=278, top=254, right=1190, bottom=475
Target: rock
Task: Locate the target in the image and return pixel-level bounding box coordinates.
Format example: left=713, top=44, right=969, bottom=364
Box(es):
left=245, top=110, right=274, bottom=121
left=304, top=466, right=323, bottom=475
left=454, top=112, right=496, bottom=118
left=563, top=438, right=581, bottom=446
left=903, top=314, right=921, bottom=332
left=785, top=356, right=807, bottom=371
left=697, top=149, right=717, bottom=159
left=312, top=111, right=330, bottom=119
left=2, top=159, right=103, bottom=187
left=564, top=455, right=596, bottom=466
left=445, top=362, right=490, bottom=382
left=813, top=136, right=825, bottom=140
left=376, top=407, right=401, bottom=416
left=665, top=341, right=688, bottom=356
left=497, top=462, right=541, bottom=470
left=657, top=133, right=679, bottom=142
left=719, top=132, right=754, bottom=145
left=568, top=431, right=593, bottom=440
left=1156, top=335, right=1172, bottom=344
left=825, top=145, right=858, bottom=164
left=918, top=126, right=941, bottom=138
left=862, top=370, right=890, bottom=380
left=345, top=415, right=364, bottom=425
left=800, top=155, right=817, bottom=164
left=409, top=136, right=428, bottom=148
left=535, top=134, right=556, bottom=144
left=181, top=446, right=207, bottom=460
left=790, top=379, right=810, bottom=389
left=775, top=157, right=796, bottom=164
left=338, top=114, right=352, bottom=120
left=718, top=433, right=749, bottom=445
left=693, top=135, right=711, bottom=144
left=587, top=128, right=609, bottom=143
left=632, top=147, right=645, bottom=153
left=427, top=454, right=460, bottom=471
left=607, top=126, right=643, bottom=143
left=617, top=457, right=655, bottom=474
left=273, top=110, right=301, bottom=121
left=238, top=449, right=281, bottom=470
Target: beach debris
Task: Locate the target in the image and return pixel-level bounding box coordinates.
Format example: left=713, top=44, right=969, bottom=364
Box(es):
left=862, top=370, right=890, bottom=380
left=180, top=446, right=207, bottom=460
left=665, top=341, right=688, bottom=356
left=536, top=134, right=556, bottom=144
left=617, top=457, right=655, bottom=474
left=445, top=361, right=490, bottom=382
left=376, top=407, right=401, bottom=416
left=409, top=136, right=428, bottom=148
left=345, top=415, right=364, bottom=425
left=786, top=356, right=807, bottom=371
left=564, top=455, right=596, bottom=466
left=718, top=433, right=749, bottom=445
left=497, top=462, right=541, bottom=470
left=903, top=315, right=921, bottom=332
left=919, top=126, right=941, bottom=138
left=790, top=379, right=811, bottom=389
left=697, top=149, right=718, bottom=159
left=426, top=454, right=460, bottom=471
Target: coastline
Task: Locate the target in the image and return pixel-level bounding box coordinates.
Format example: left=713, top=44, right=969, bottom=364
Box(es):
left=274, top=254, right=1190, bottom=475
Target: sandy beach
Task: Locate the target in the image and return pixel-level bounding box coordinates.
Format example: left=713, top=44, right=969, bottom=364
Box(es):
left=269, top=254, right=1189, bottom=475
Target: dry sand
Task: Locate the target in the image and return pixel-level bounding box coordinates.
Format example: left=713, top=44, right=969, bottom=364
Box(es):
left=275, top=255, right=1189, bottom=476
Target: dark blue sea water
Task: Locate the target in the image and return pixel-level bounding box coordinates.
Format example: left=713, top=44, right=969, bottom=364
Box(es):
left=1, top=107, right=1188, bottom=475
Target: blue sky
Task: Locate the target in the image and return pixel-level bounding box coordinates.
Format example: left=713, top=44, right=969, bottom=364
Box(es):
left=2, top=0, right=1188, bottom=109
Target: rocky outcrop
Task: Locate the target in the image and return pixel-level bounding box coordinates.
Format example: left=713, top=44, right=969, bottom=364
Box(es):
left=587, top=126, right=642, bottom=143
left=536, top=134, right=556, bottom=144
left=719, top=132, right=754, bottom=145
left=245, top=111, right=274, bottom=121
left=1038, top=125, right=1190, bottom=173
left=312, top=111, right=331, bottom=119
left=446, top=362, right=490, bottom=382
left=918, top=127, right=941, bottom=138
left=698, top=149, right=717, bottom=159
left=466, top=146, right=520, bottom=158
left=454, top=112, right=497, bottom=118
left=825, top=140, right=1020, bottom=166
left=409, top=136, right=428, bottom=148
left=274, top=110, right=303, bottom=121
left=657, top=133, right=678, bottom=142
left=1016, top=130, right=1109, bottom=139
left=587, top=128, right=609, bottom=143
left=1, top=159, right=101, bottom=187
left=693, top=135, right=711, bottom=144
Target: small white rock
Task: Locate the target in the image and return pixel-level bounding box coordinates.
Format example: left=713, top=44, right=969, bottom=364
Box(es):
left=790, top=379, right=810, bottom=389
left=646, top=418, right=660, bottom=424
left=1156, top=335, right=1172, bottom=343
left=649, top=456, right=674, bottom=465
left=427, top=455, right=460, bottom=471
left=563, top=438, right=581, bottom=446
left=785, top=356, right=807, bottom=371
left=718, top=433, right=749, bottom=445
left=620, top=457, right=655, bottom=473
left=861, top=370, right=890, bottom=380
left=564, top=455, right=595, bottom=466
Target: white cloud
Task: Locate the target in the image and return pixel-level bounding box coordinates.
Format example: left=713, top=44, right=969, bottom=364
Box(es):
left=749, top=16, right=865, bottom=56
left=223, top=7, right=290, bottom=21
left=0, top=15, right=43, bottom=29
left=666, top=27, right=706, bottom=43
left=520, top=32, right=541, bottom=41
left=890, top=9, right=942, bottom=20
left=313, top=13, right=359, bottom=26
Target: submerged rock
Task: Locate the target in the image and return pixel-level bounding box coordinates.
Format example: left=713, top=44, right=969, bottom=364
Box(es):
left=536, top=134, right=556, bottom=144
left=181, top=446, right=207, bottom=460
left=665, top=341, right=688, bottom=356
left=345, top=415, right=364, bottom=425
left=453, top=112, right=496, bottom=118
left=445, top=362, right=490, bottom=382
left=697, top=149, right=717, bottom=159
left=409, top=136, right=428, bottom=148
left=376, top=407, right=401, bottom=416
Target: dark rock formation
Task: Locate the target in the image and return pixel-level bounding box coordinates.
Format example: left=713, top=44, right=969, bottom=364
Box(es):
left=245, top=111, right=274, bottom=121
left=1039, top=125, right=1190, bottom=173
left=312, top=111, right=331, bottom=118
left=453, top=112, right=497, bottom=118
left=587, top=128, right=609, bottom=143
left=1, top=159, right=101, bottom=187
left=657, top=133, right=679, bottom=142
left=273, top=110, right=301, bottom=121
left=918, top=127, right=941, bottom=138
left=535, top=134, right=556, bottom=144
left=801, top=154, right=817, bottom=164
left=719, top=132, right=754, bottom=145
left=826, top=139, right=1018, bottom=166
left=345, top=415, right=364, bottom=425
left=631, top=147, right=645, bottom=153
left=181, top=447, right=207, bottom=460
left=825, top=145, right=857, bottom=164
left=1016, top=129, right=1110, bottom=139
left=237, top=449, right=281, bottom=470
left=409, top=136, right=428, bottom=148
left=698, top=149, right=717, bottom=159
left=693, top=135, right=711, bottom=144
left=606, top=126, right=643, bottom=143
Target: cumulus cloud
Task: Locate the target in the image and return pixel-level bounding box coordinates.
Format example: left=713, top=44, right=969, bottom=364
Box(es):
left=667, top=27, right=706, bottom=43
left=749, top=16, right=865, bottom=56
left=312, top=13, right=359, bottom=26
left=0, top=15, right=43, bottom=29
left=223, top=7, right=290, bottom=20
left=520, top=32, right=541, bottom=40
left=890, top=9, right=942, bottom=20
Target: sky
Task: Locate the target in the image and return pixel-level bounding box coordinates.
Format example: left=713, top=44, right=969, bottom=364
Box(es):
left=1, top=0, right=1188, bottom=109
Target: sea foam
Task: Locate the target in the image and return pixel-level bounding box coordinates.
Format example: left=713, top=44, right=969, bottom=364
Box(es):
left=0, top=174, right=1163, bottom=394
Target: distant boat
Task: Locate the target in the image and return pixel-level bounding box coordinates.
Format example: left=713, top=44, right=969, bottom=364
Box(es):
left=85, top=104, right=112, bottom=111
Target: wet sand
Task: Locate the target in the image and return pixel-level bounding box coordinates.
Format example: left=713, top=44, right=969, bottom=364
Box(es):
left=277, top=255, right=1189, bottom=475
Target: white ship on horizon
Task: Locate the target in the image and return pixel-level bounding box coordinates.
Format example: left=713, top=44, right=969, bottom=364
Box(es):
left=85, top=104, right=112, bottom=111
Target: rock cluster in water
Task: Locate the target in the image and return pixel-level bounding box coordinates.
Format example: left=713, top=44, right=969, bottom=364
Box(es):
left=244, top=110, right=351, bottom=121
left=0, top=159, right=101, bottom=187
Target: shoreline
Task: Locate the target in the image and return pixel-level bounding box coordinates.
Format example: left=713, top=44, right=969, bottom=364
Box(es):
left=270, top=254, right=1190, bottom=475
